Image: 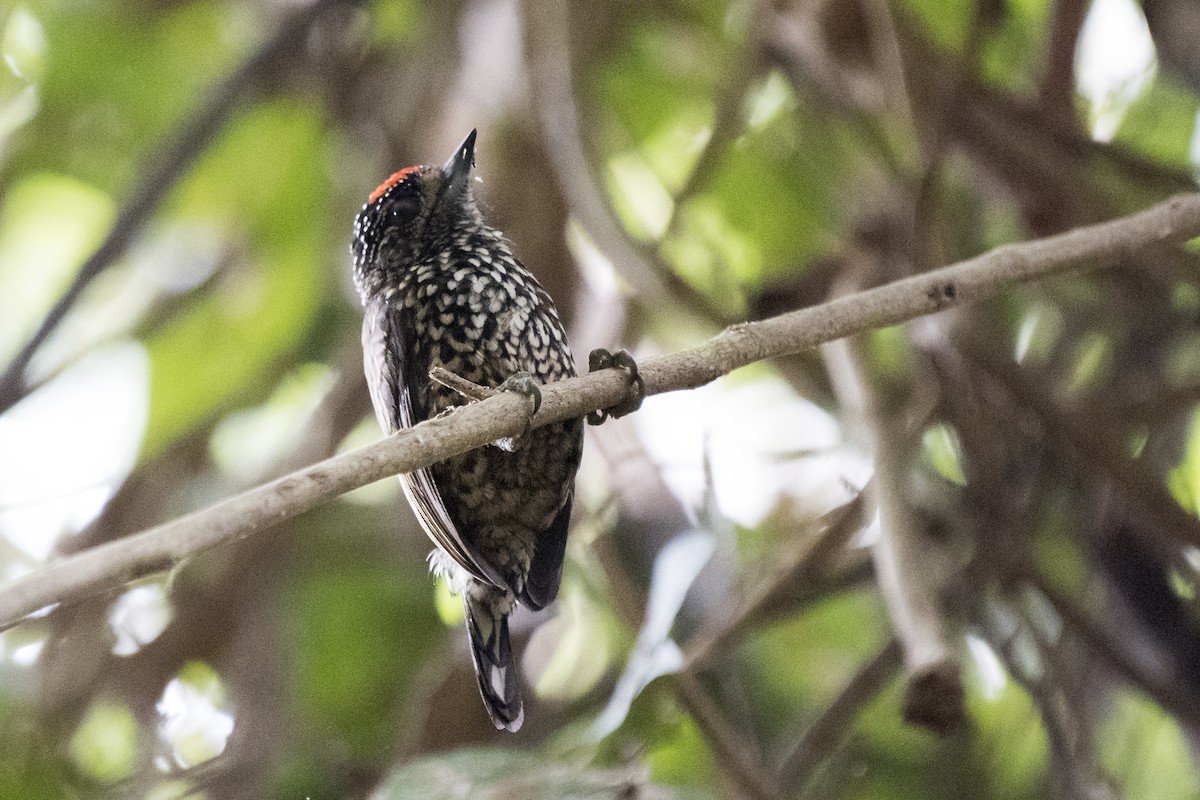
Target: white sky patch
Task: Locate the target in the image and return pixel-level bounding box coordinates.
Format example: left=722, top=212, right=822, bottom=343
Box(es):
left=633, top=373, right=870, bottom=527
left=109, top=582, right=173, bottom=657
left=0, top=342, right=148, bottom=561
left=11, top=638, right=43, bottom=667
left=1075, top=0, right=1156, bottom=142
left=157, top=675, right=235, bottom=770
left=966, top=633, right=1007, bottom=700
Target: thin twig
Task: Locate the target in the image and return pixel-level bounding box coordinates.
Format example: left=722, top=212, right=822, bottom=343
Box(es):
left=986, top=580, right=1120, bottom=800
left=955, top=333, right=1200, bottom=553
left=520, top=0, right=728, bottom=324
left=0, top=0, right=353, bottom=414
left=662, top=30, right=766, bottom=242
left=428, top=366, right=497, bottom=402
left=675, top=672, right=781, bottom=800
left=777, top=639, right=903, bottom=795
left=1024, top=568, right=1200, bottom=728
left=683, top=490, right=868, bottom=670
left=0, top=193, right=1197, bottom=629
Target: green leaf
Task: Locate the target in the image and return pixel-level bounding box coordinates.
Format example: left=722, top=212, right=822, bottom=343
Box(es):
left=12, top=0, right=239, bottom=193
left=748, top=589, right=888, bottom=735
left=68, top=700, right=137, bottom=784
left=141, top=100, right=329, bottom=455
left=1117, top=75, right=1200, bottom=170
left=0, top=173, right=114, bottom=364
left=285, top=512, right=443, bottom=758
left=922, top=423, right=968, bottom=486
left=1100, top=691, right=1200, bottom=800
left=897, top=0, right=973, bottom=54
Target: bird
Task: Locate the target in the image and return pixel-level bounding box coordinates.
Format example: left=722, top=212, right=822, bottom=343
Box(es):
left=350, top=130, right=586, bottom=732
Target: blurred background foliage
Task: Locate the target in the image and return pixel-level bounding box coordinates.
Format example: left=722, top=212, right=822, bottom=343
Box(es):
left=1, top=0, right=1200, bottom=797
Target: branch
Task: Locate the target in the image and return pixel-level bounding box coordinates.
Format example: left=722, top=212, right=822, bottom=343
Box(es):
left=0, top=0, right=353, bottom=414
left=683, top=489, right=868, bottom=671
left=955, top=332, right=1200, bottom=553
left=1023, top=567, right=1200, bottom=727
left=777, top=639, right=902, bottom=795
left=429, top=366, right=497, bottom=402
left=520, top=0, right=728, bottom=324
left=675, top=672, right=781, bottom=800
left=830, top=332, right=964, bottom=734
left=0, top=193, right=1198, bottom=629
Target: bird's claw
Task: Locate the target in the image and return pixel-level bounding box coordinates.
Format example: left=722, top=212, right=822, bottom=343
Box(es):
left=587, top=348, right=645, bottom=425
left=495, top=371, right=542, bottom=451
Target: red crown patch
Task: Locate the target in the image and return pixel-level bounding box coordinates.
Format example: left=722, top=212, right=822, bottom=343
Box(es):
left=369, top=166, right=420, bottom=204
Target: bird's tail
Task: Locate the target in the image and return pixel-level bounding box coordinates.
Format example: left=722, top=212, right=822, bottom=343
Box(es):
left=463, top=586, right=523, bottom=732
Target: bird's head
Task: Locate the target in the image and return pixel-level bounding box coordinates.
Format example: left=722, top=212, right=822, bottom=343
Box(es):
left=351, top=130, right=481, bottom=291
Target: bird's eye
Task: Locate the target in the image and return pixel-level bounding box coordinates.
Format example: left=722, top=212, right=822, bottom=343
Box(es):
left=385, top=193, right=421, bottom=222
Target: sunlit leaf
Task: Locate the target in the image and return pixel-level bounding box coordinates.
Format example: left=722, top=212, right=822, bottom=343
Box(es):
left=1100, top=692, right=1200, bottom=800
left=142, top=101, right=328, bottom=455
left=922, top=423, right=967, bottom=486
left=0, top=174, right=114, bottom=365
left=69, top=700, right=137, bottom=783
left=1168, top=406, right=1200, bottom=514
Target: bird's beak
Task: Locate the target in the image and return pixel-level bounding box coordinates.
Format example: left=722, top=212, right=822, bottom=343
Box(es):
left=442, top=129, right=477, bottom=190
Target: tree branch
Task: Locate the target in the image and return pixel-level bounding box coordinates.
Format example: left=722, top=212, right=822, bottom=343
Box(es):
left=683, top=489, right=868, bottom=671
left=675, top=672, right=781, bottom=800
left=777, top=639, right=903, bottom=795
left=846, top=335, right=965, bottom=734
left=0, top=193, right=1198, bottom=630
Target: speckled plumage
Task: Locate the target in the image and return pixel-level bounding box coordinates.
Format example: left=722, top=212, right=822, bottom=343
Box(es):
left=351, top=131, right=583, bottom=732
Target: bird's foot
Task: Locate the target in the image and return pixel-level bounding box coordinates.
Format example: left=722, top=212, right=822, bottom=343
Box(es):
left=495, top=371, right=542, bottom=452
left=587, top=348, right=645, bottom=425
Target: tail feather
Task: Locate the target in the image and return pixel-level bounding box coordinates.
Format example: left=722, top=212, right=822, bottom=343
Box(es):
left=463, top=588, right=524, bottom=732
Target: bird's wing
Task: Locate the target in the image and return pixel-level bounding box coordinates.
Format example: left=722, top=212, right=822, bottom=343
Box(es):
left=517, top=487, right=572, bottom=610
left=361, top=297, right=507, bottom=589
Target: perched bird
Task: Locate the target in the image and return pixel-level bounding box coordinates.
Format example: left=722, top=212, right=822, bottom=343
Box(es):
left=350, top=131, right=585, bottom=731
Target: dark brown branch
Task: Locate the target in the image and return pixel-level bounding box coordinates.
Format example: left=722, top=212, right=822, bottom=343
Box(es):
left=955, top=334, right=1200, bottom=553
left=1024, top=568, right=1200, bottom=728
left=684, top=490, right=868, bottom=670
left=777, top=639, right=903, bottom=794
left=675, top=672, right=781, bottom=800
